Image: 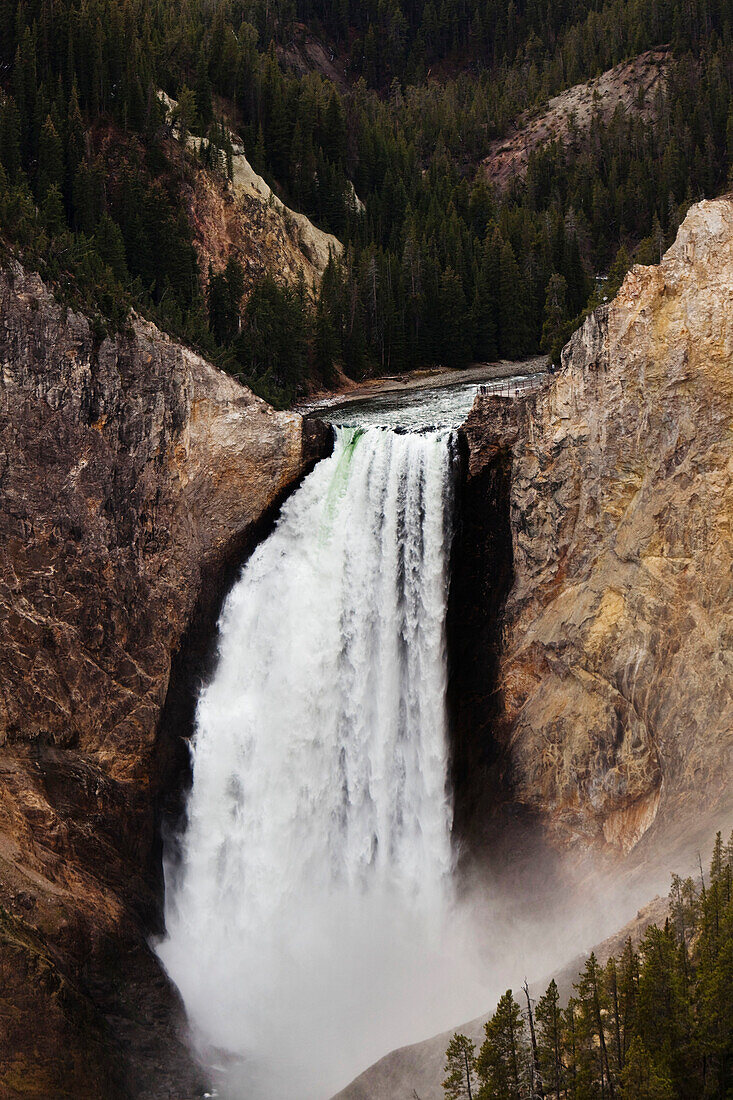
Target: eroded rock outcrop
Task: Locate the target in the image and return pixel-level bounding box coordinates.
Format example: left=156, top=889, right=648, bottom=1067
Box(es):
left=482, top=49, right=668, bottom=191
left=0, top=264, right=329, bottom=1097
left=159, top=92, right=343, bottom=295
left=458, top=198, right=733, bottom=861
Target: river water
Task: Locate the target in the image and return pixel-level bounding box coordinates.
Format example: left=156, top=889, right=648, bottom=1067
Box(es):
left=304, top=370, right=542, bottom=431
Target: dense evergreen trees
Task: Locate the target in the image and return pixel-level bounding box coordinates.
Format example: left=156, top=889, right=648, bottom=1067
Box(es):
left=229, top=274, right=312, bottom=405
left=2, top=0, right=733, bottom=397
left=444, top=832, right=733, bottom=1100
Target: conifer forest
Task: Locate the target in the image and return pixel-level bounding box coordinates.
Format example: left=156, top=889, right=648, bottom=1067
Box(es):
left=3, top=0, right=733, bottom=401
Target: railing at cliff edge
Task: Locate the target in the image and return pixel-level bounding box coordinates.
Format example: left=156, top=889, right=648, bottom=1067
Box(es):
left=477, top=373, right=548, bottom=400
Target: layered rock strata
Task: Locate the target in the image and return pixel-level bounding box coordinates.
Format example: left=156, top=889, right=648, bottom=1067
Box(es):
left=457, top=198, right=733, bottom=861
left=0, top=264, right=329, bottom=1097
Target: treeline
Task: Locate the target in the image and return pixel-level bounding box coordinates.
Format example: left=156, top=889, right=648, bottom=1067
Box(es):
left=275, top=0, right=731, bottom=94
left=443, top=832, right=733, bottom=1100
left=2, top=0, right=733, bottom=401
left=0, top=0, right=209, bottom=338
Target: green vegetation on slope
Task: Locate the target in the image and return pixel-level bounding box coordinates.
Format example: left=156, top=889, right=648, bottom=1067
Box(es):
left=2, top=0, right=733, bottom=401
left=443, top=832, right=733, bottom=1099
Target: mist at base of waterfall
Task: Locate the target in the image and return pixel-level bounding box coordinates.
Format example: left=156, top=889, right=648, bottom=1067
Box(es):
left=180, top=891, right=495, bottom=1099
left=155, top=422, right=668, bottom=1100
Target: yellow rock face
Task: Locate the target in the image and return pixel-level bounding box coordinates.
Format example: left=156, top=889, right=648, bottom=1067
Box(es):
left=463, top=199, right=733, bottom=862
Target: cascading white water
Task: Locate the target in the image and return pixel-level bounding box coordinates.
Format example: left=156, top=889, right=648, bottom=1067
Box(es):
left=159, top=426, right=486, bottom=1099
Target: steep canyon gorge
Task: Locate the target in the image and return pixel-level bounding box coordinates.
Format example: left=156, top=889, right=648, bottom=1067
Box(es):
left=0, top=264, right=330, bottom=1096
left=1, top=198, right=732, bottom=1096
left=453, top=198, right=733, bottom=870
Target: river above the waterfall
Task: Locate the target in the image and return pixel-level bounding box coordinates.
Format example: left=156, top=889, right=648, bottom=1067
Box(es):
left=300, top=360, right=548, bottom=431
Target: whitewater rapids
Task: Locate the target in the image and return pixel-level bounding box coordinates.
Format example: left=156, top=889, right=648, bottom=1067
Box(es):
left=158, top=426, right=488, bottom=1098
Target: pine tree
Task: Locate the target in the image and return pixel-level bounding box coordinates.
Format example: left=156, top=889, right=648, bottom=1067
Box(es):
left=540, top=272, right=569, bottom=364
left=195, top=52, right=214, bottom=128
left=207, top=261, right=243, bottom=346
left=172, top=86, right=198, bottom=143
left=252, top=124, right=267, bottom=175
left=36, top=114, right=63, bottom=199
left=471, top=250, right=498, bottom=361
left=41, top=183, right=66, bottom=235
left=443, top=1033, right=478, bottom=1100
left=637, top=923, right=693, bottom=1092
left=323, top=91, right=347, bottom=167
left=0, top=98, right=23, bottom=182
left=225, top=257, right=245, bottom=316
left=438, top=266, right=470, bottom=368
left=619, top=1037, right=674, bottom=1100
left=576, top=953, right=616, bottom=1099
left=477, top=990, right=528, bottom=1100
left=65, top=84, right=86, bottom=208
left=72, top=158, right=104, bottom=234
left=535, top=980, right=563, bottom=1100
left=207, top=268, right=233, bottom=345
left=498, top=239, right=527, bottom=359
left=94, top=215, right=128, bottom=282
left=607, top=244, right=632, bottom=298
left=695, top=832, right=733, bottom=1096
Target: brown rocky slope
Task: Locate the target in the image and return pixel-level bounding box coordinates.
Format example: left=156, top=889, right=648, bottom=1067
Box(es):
left=454, top=197, right=733, bottom=867
left=482, top=49, right=668, bottom=191
left=0, top=264, right=329, bottom=1097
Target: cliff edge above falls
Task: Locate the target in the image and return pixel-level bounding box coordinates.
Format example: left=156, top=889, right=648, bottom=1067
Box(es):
left=0, top=264, right=329, bottom=1098
left=458, top=198, right=733, bottom=866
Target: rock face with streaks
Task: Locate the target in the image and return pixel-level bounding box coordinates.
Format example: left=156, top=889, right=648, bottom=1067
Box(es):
left=0, top=263, right=329, bottom=1098
left=455, top=198, right=733, bottom=862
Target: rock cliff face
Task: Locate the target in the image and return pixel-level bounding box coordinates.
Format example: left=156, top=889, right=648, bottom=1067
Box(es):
left=0, top=264, right=329, bottom=1097
left=456, top=198, right=733, bottom=863
left=159, top=92, right=342, bottom=297
left=3, top=197, right=733, bottom=1095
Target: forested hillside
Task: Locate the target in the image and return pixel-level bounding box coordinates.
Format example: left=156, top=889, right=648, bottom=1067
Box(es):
left=2, top=0, right=733, bottom=402
left=444, top=832, right=733, bottom=1100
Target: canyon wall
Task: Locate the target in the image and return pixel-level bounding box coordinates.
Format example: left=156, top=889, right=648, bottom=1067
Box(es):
left=2, top=197, right=732, bottom=1096
left=0, top=264, right=329, bottom=1097
left=457, top=198, right=733, bottom=864
left=338, top=191, right=733, bottom=1100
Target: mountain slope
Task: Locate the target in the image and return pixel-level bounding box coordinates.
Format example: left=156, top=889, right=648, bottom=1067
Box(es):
left=159, top=93, right=342, bottom=293
left=482, top=49, right=669, bottom=191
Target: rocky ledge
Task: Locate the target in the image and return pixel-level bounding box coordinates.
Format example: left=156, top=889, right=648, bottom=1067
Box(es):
left=456, top=198, right=733, bottom=864
left=0, top=265, right=329, bottom=1098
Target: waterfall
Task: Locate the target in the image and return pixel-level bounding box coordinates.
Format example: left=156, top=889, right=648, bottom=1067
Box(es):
left=159, top=426, right=479, bottom=1099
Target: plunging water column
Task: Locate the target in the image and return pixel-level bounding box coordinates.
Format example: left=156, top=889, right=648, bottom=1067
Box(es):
left=159, top=426, right=477, bottom=1099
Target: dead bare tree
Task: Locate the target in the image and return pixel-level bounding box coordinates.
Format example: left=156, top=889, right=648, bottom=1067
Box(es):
left=523, top=978, right=545, bottom=1099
